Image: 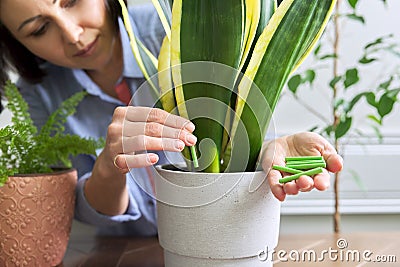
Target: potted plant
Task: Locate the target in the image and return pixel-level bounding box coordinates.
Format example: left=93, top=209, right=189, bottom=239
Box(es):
left=286, top=0, right=400, bottom=233
left=0, top=81, right=103, bottom=267
left=119, top=0, right=336, bottom=266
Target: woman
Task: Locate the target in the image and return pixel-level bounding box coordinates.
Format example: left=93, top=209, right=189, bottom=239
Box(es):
left=0, top=0, right=342, bottom=236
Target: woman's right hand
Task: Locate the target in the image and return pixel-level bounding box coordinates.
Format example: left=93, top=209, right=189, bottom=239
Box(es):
left=85, top=106, right=196, bottom=215
left=105, top=106, right=197, bottom=174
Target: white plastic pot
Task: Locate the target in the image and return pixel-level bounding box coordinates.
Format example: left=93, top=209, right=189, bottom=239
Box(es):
left=155, top=164, right=281, bottom=267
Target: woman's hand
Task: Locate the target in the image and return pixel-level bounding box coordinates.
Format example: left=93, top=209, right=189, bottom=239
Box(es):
left=85, top=106, right=196, bottom=216
left=261, top=132, right=343, bottom=201
left=106, top=106, right=197, bottom=174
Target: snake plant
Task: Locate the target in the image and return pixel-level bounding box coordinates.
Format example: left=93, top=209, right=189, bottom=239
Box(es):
left=118, top=0, right=336, bottom=173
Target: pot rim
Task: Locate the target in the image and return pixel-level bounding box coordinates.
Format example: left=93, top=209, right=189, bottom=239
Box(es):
left=155, top=163, right=265, bottom=175
left=9, top=168, right=77, bottom=178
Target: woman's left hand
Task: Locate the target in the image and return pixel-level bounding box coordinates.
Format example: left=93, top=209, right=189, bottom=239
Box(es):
left=261, top=132, right=343, bottom=201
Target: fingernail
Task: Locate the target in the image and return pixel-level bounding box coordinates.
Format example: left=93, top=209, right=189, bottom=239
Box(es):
left=149, top=154, right=159, bottom=164
left=186, top=134, right=197, bottom=145
left=175, top=140, right=185, bottom=151
left=185, top=122, right=195, bottom=132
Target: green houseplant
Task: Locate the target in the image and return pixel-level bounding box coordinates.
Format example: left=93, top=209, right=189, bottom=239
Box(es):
left=0, top=81, right=102, bottom=266
left=120, top=0, right=337, bottom=173
left=118, top=0, right=337, bottom=266
left=286, top=0, right=400, bottom=233
left=0, top=81, right=102, bottom=185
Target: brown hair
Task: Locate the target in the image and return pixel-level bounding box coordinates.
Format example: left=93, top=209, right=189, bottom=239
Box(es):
left=0, top=0, right=127, bottom=86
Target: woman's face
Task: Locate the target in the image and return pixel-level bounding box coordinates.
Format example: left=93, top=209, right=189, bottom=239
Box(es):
left=0, top=0, right=118, bottom=71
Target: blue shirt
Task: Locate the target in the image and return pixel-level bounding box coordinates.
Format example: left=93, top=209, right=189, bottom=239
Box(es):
left=17, top=4, right=180, bottom=236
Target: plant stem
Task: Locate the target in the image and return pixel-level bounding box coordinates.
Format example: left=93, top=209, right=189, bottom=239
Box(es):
left=190, top=146, right=199, bottom=168
left=333, top=0, right=341, bottom=234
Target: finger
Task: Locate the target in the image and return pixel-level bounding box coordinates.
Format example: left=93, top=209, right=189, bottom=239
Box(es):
left=123, top=121, right=197, bottom=146
left=283, top=181, right=299, bottom=195
left=292, top=132, right=343, bottom=174
left=114, top=153, right=159, bottom=170
left=295, top=175, right=314, bottom=192
left=267, top=169, right=286, bottom=201
left=125, top=107, right=195, bottom=132
left=113, top=154, right=129, bottom=173
left=325, top=153, right=343, bottom=173
left=313, top=169, right=331, bottom=191
left=123, top=135, right=185, bottom=153
left=312, top=135, right=343, bottom=173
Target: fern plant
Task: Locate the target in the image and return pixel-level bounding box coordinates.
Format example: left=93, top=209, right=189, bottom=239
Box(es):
left=119, top=0, right=337, bottom=172
left=0, top=81, right=104, bottom=186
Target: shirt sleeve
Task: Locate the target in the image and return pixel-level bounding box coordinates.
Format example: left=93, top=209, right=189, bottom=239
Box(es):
left=74, top=171, right=144, bottom=227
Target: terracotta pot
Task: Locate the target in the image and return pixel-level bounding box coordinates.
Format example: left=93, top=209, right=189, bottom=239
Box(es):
left=155, top=164, right=281, bottom=267
left=0, top=169, right=77, bottom=267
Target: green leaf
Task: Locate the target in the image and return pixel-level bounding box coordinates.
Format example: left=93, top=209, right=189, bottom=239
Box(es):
left=364, top=35, right=392, bottom=50
left=323, top=125, right=334, bottom=137
left=344, top=68, right=359, bottom=89
left=377, top=93, right=395, bottom=118
left=4, top=81, right=37, bottom=137
left=170, top=0, right=244, bottom=172
left=151, top=0, right=172, bottom=40
left=313, top=43, right=322, bottom=56
left=221, top=0, right=277, bottom=168
left=367, top=114, right=382, bottom=125
left=39, top=91, right=87, bottom=139
left=347, top=0, right=358, bottom=9
left=0, top=82, right=102, bottom=179
left=334, top=98, right=345, bottom=110
left=288, top=74, right=302, bottom=94
left=228, top=0, right=336, bottom=171
left=319, top=53, right=338, bottom=60
left=118, top=0, right=160, bottom=100
left=303, top=69, right=316, bottom=84
left=335, top=116, right=352, bottom=139
left=40, top=135, right=102, bottom=169
left=329, top=76, right=342, bottom=89
left=379, top=76, right=393, bottom=91
left=386, top=88, right=400, bottom=98
left=365, top=92, right=377, bottom=108
left=346, top=13, right=365, bottom=24
left=358, top=55, right=376, bottom=64
left=346, top=92, right=367, bottom=113
left=240, top=0, right=277, bottom=74
left=158, top=37, right=176, bottom=113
